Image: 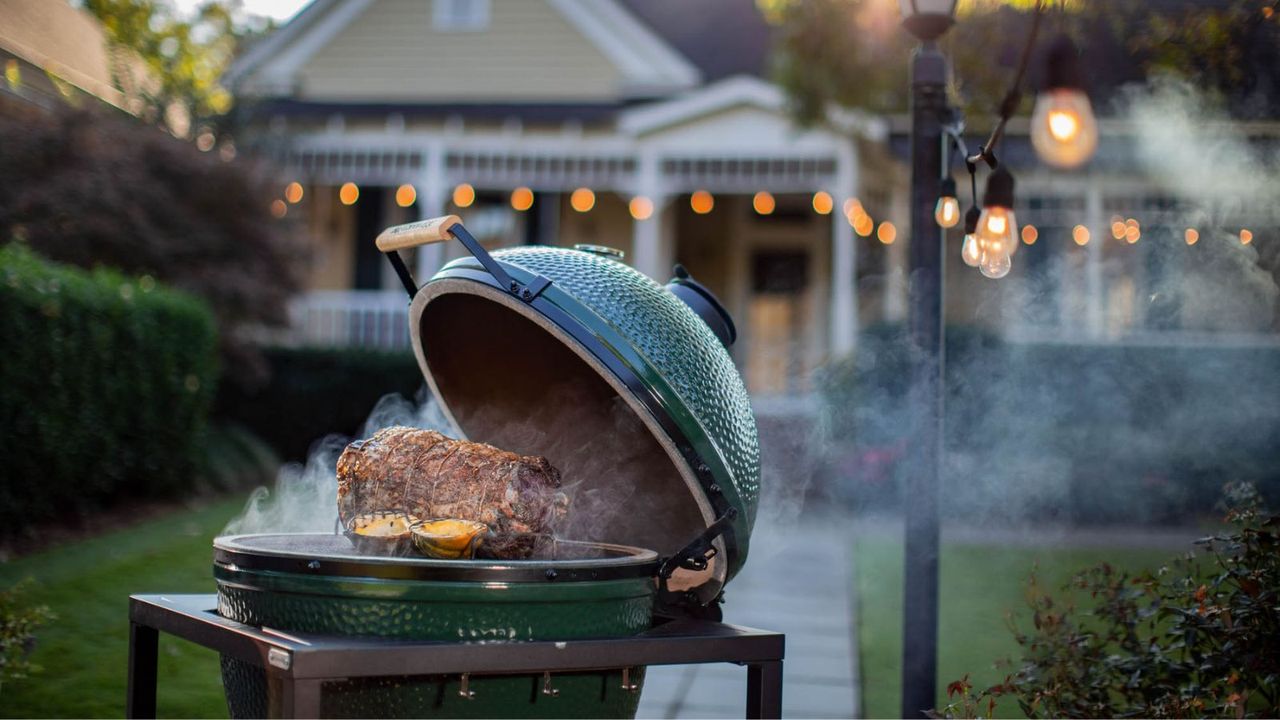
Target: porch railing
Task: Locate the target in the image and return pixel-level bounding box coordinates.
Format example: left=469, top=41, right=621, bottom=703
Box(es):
left=282, top=290, right=412, bottom=350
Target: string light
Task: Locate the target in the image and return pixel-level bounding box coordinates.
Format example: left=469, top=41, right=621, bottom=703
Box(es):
left=1125, top=218, right=1140, bottom=244
left=1031, top=35, right=1098, bottom=169
left=975, top=167, right=1017, bottom=278
left=1072, top=224, right=1090, bottom=246
left=877, top=221, right=897, bottom=245
left=270, top=199, right=287, bottom=218
left=395, top=184, right=416, bottom=208
left=934, top=177, right=960, bottom=228
left=1021, top=224, right=1038, bottom=245
left=1185, top=228, right=1199, bottom=245
left=452, top=183, right=475, bottom=208
left=570, top=188, right=595, bottom=212
left=854, top=213, right=874, bottom=237
left=1110, top=216, right=1126, bottom=240
left=511, top=187, right=534, bottom=211
left=339, top=182, right=359, bottom=205
left=843, top=198, right=863, bottom=218
left=1241, top=229, right=1254, bottom=245
left=961, top=206, right=982, bottom=267
left=284, top=182, right=304, bottom=204
left=752, top=191, right=776, bottom=215
left=629, top=196, right=654, bottom=220
left=690, top=190, right=714, bottom=215
left=812, top=191, right=834, bottom=215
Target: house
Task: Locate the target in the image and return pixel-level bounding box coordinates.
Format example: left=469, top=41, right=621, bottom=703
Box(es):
left=226, top=0, right=895, bottom=400
left=227, top=0, right=1279, bottom=402
left=0, top=0, right=154, bottom=117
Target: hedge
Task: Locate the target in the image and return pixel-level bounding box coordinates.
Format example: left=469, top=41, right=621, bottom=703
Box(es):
left=0, top=244, right=217, bottom=536
left=816, top=323, right=1280, bottom=523
left=214, top=348, right=424, bottom=462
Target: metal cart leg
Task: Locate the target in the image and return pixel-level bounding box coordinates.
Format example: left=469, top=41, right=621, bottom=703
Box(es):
left=126, top=622, right=159, bottom=719
left=746, top=660, right=783, bottom=719
left=281, top=678, right=324, bottom=718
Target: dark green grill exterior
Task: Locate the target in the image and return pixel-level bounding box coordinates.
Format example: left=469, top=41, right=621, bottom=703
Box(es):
left=215, top=563, right=654, bottom=718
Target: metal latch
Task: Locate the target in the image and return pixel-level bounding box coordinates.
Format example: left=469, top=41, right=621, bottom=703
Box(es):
left=658, top=507, right=736, bottom=581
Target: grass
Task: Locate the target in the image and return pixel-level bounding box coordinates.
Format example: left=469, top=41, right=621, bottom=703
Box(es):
left=855, top=535, right=1175, bottom=719
left=0, top=496, right=247, bottom=718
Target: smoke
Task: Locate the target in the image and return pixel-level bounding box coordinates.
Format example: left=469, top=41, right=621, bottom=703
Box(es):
left=220, top=390, right=455, bottom=536
left=812, top=76, right=1280, bottom=530
left=1117, top=76, right=1280, bottom=331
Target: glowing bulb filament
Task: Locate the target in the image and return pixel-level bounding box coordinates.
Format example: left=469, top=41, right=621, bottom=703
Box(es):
left=1047, top=110, right=1081, bottom=141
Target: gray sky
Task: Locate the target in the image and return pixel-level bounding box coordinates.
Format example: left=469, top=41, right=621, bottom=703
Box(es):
left=171, top=0, right=310, bottom=22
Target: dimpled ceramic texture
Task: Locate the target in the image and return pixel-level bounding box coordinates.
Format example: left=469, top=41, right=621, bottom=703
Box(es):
left=445, top=246, right=761, bottom=569
left=216, top=568, right=653, bottom=719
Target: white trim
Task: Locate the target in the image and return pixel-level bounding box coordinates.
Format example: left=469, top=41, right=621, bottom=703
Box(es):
left=619, top=75, right=886, bottom=139
left=228, top=0, right=375, bottom=96
left=225, top=0, right=334, bottom=86
left=546, top=0, right=700, bottom=96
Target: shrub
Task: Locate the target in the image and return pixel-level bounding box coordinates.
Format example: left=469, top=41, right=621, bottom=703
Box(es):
left=937, top=483, right=1280, bottom=719
left=0, top=244, right=218, bottom=538
left=214, top=347, right=424, bottom=462
left=0, top=580, right=53, bottom=693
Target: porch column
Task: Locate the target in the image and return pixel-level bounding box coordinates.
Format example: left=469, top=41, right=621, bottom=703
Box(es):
left=415, top=143, right=447, bottom=280
left=831, top=142, right=860, bottom=356
left=632, top=151, right=666, bottom=279
left=1084, top=182, right=1104, bottom=337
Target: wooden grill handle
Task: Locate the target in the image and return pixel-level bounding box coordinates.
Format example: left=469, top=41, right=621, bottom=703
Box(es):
left=375, top=215, right=461, bottom=252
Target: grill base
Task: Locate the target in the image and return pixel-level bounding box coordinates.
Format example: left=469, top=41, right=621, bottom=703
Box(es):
left=222, top=657, right=644, bottom=719
left=126, top=594, right=785, bottom=720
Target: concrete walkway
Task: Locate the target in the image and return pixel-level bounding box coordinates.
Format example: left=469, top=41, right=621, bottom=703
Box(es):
left=636, top=515, right=859, bottom=719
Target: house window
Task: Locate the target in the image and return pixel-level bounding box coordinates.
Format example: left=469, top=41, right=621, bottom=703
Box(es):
left=433, top=0, right=490, bottom=31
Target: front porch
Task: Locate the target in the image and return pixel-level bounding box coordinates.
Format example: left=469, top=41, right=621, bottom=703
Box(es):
left=261, top=76, right=907, bottom=398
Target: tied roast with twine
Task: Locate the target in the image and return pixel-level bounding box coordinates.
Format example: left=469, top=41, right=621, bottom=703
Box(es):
left=336, top=427, right=570, bottom=559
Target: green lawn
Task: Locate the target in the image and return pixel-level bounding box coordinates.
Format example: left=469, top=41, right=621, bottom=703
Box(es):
left=0, top=497, right=247, bottom=718
left=855, top=536, right=1174, bottom=719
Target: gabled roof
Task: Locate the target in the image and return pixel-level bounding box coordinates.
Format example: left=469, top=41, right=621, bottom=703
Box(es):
left=620, top=74, right=886, bottom=141
left=618, top=0, right=773, bottom=82
left=226, top=0, right=701, bottom=99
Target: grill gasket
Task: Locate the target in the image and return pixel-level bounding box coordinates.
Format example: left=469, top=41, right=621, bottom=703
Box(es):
left=214, top=534, right=659, bottom=583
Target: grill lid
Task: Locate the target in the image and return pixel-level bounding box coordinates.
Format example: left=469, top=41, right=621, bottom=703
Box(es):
left=375, top=216, right=760, bottom=607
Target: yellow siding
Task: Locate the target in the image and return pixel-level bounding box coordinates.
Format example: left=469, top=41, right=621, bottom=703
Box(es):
left=299, top=0, right=621, bottom=102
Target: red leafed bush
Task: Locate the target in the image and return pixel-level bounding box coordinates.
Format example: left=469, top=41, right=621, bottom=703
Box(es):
left=0, top=107, right=305, bottom=385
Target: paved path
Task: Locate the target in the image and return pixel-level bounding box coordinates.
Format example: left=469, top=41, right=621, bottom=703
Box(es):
left=636, top=515, right=860, bottom=719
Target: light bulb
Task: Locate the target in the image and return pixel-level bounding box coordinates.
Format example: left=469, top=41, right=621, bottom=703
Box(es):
left=1032, top=36, right=1098, bottom=169
left=1031, top=89, right=1098, bottom=168
left=980, top=251, right=1012, bottom=279
left=935, top=195, right=960, bottom=228
left=934, top=177, right=960, bottom=229
left=975, top=206, right=1016, bottom=279
left=977, top=206, right=1017, bottom=248
left=961, top=233, right=981, bottom=267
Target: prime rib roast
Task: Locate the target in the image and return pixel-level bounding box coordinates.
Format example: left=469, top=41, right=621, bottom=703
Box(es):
left=336, top=426, right=569, bottom=558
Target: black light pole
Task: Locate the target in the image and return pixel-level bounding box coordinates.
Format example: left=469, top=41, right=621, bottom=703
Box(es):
left=897, top=1, right=957, bottom=717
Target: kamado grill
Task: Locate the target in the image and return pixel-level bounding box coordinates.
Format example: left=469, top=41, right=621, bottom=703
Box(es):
left=126, top=216, right=784, bottom=719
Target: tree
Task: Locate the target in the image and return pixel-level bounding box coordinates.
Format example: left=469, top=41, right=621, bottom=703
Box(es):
left=78, top=0, right=274, bottom=139
left=766, top=0, right=1280, bottom=125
